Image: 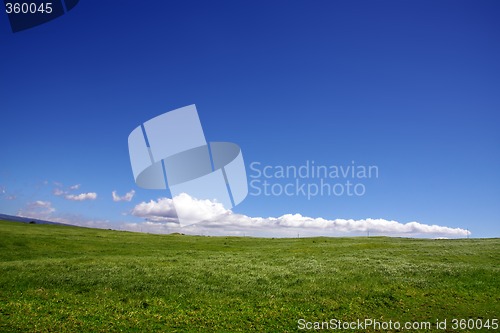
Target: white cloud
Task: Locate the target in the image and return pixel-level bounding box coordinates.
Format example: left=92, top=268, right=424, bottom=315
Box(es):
left=65, top=192, right=97, bottom=201
left=46, top=213, right=113, bottom=229
left=130, top=194, right=471, bottom=238
left=34, top=200, right=54, bottom=211
left=131, top=197, right=177, bottom=222
left=17, top=200, right=113, bottom=228
left=53, top=188, right=65, bottom=196
left=52, top=182, right=81, bottom=196
left=18, top=200, right=55, bottom=219
left=112, top=190, right=135, bottom=202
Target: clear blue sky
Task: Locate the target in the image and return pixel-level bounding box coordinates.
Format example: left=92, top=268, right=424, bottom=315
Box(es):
left=1, top=0, right=498, bottom=237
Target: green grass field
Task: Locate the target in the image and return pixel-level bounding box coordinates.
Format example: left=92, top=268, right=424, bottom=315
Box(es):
left=0, top=220, right=498, bottom=332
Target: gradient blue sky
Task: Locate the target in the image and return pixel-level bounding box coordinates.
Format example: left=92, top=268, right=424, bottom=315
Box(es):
left=1, top=0, right=499, bottom=237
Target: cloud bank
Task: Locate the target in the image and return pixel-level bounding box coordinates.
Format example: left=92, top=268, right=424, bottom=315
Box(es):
left=17, top=200, right=113, bottom=229
left=130, top=193, right=471, bottom=238
left=18, top=200, right=55, bottom=219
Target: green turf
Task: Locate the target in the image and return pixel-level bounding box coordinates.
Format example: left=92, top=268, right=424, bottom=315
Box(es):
left=0, top=220, right=498, bottom=332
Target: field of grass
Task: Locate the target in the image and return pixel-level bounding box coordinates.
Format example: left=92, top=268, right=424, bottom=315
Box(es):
left=0, top=220, right=498, bottom=332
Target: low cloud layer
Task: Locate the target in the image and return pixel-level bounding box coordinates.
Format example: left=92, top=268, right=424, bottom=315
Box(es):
left=130, top=194, right=471, bottom=238
left=18, top=200, right=55, bottom=219
left=17, top=200, right=112, bottom=228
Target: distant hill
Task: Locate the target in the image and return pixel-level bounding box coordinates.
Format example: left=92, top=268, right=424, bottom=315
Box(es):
left=0, top=213, right=73, bottom=226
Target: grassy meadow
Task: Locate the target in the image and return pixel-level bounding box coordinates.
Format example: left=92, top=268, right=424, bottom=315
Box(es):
left=0, top=220, right=498, bottom=332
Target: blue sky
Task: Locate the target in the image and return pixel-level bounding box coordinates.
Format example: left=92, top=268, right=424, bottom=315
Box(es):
left=1, top=0, right=499, bottom=237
